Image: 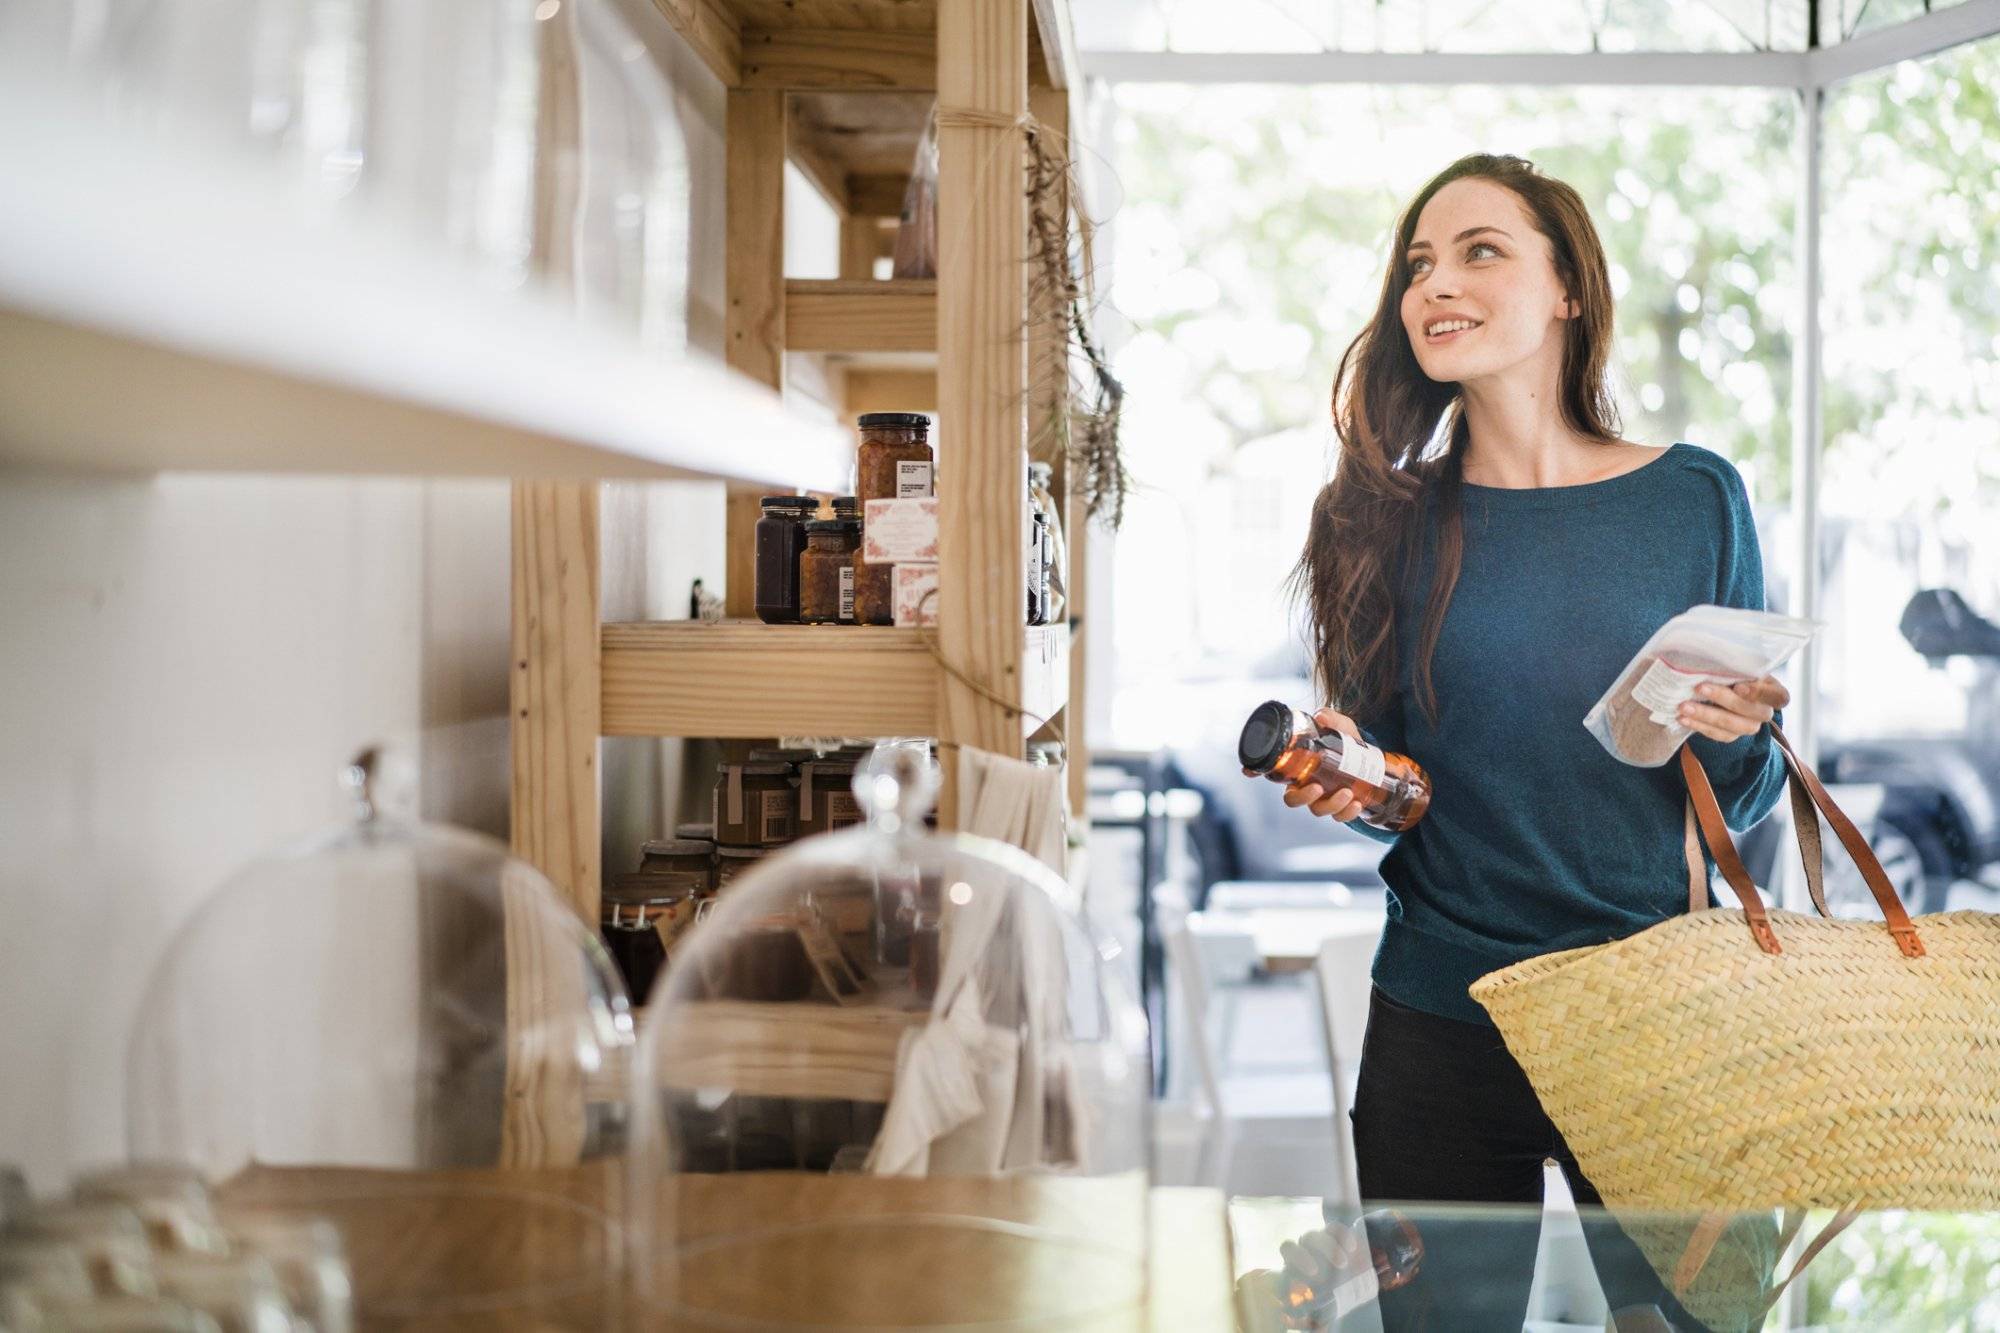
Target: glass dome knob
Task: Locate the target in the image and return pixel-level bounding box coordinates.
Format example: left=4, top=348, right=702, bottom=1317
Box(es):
left=340, top=746, right=382, bottom=824
left=851, top=744, right=939, bottom=835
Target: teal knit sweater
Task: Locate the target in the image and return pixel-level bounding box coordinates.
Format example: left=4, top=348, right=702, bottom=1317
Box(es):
left=1346, top=442, right=1789, bottom=1025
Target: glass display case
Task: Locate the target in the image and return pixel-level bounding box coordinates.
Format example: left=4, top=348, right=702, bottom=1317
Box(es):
left=629, top=744, right=1153, bottom=1329
left=124, top=752, right=633, bottom=1328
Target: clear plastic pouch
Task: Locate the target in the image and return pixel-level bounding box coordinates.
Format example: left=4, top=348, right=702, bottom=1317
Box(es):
left=1584, top=605, right=1819, bottom=767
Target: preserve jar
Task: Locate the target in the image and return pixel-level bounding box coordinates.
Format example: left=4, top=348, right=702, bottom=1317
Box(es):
left=714, top=846, right=768, bottom=892
left=854, top=413, right=934, bottom=503
left=601, top=874, right=697, bottom=1003
left=799, top=520, right=861, bottom=625
left=642, top=834, right=716, bottom=895
left=713, top=764, right=797, bottom=848
left=849, top=545, right=895, bottom=626
left=753, top=496, right=814, bottom=624
left=1238, top=701, right=1431, bottom=833
left=796, top=756, right=863, bottom=839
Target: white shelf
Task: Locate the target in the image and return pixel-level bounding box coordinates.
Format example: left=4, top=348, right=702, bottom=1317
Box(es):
left=0, top=91, right=851, bottom=488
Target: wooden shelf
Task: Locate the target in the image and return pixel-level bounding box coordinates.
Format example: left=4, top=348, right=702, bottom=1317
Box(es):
left=0, top=95, right=852, bottom=486
left=603, top=621, right=940, bottom=738
left=658, top=1, right=1079, bottom=96
left=786, top=279, right=936, bottom=356
left=600, top=619, right=1066, bottom=739
left=650, top=999, right=930, bottom=1102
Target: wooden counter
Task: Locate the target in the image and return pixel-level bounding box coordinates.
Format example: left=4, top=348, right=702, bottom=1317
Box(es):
left=219, top=1163, right=1235, bottom=1330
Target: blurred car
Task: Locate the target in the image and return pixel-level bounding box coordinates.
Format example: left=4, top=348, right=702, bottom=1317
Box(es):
left=1741, top=588, right=2000, bottom=916
left=1163, top=589, right=2000, bottom=915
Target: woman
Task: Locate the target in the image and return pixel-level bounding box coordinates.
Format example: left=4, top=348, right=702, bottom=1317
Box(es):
left=1280, top=154, right=1791, bottom=1329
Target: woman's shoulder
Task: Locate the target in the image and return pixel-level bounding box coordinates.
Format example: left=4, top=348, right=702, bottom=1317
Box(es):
left=1642, top=441, right=1752, bottom=510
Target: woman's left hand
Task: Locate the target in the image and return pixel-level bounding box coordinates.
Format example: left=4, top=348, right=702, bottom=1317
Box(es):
left=1678, top=673, right=1789, bottom=743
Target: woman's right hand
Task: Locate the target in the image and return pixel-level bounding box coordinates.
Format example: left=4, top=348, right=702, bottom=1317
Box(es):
left=1243, top=707, right=1368, bottom=823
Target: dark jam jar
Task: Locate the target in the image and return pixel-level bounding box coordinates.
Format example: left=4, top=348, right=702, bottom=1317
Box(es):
left=601, top=874, right=698, bottom=1005
left=855, top=412, right=934, bottom=503
left=800, top=519, right=862, bottom=625
left=754, top=496, right=814, bottom=624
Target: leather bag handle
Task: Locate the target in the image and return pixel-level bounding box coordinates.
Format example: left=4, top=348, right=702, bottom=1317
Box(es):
left=1680, top=723, right=1925, bottom=958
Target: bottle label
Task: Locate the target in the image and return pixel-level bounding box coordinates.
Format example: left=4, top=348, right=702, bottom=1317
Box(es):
left=1630, top=657, right=1736, bottom=726
left=896, top=460, right=934, bottom=498
left=1328, top=1262, right=1379, bottom=1316
left=1335, top=735, right=1388, bottom=789
left=838, top=567, right=855, bottom=621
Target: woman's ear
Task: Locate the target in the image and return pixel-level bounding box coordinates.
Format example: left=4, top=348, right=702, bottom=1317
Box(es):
left=1558, top=296, right=1581, bottom=319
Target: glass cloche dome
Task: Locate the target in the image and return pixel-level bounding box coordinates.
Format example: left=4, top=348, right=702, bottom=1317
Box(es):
left=629, top=744, right=1152, bottom=1330
left=126, top=751, right=634, bottom=1328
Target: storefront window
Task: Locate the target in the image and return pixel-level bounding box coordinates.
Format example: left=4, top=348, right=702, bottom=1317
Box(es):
left=1105, top=82, right=1797, bottom=748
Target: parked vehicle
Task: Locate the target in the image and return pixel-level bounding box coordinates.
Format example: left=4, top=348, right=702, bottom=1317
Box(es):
left=1742, top=589, right=2000, bottom=916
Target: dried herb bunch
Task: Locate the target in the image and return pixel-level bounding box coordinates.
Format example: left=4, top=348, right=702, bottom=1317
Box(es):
left=1023, top=116, right=1127, bottom=533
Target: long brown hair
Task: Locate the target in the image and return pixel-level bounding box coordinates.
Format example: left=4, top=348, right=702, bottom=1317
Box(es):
left=1294, top=153, right=1622, bottom=730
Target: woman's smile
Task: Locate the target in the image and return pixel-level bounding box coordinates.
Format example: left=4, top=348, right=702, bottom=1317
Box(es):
left=1424, top=318, right=1483, bottom=344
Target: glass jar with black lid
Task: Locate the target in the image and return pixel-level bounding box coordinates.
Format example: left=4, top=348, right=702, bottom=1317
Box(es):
left=799, top=520, right=862, bottom=624
left=754, top=496, right=815, bottom=624
left=855, top=413, right=934, bottom=504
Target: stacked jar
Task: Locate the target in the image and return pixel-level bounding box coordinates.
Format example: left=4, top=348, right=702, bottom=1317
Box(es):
left=754, top=496, right=814, bottom=625
left=601, top=835, right=714, bottom=1002
left=800, top=515, right=862, bottom=624
left=797, top=752, right=865, bottom=839
left=851, top=413, right=934, bottom=626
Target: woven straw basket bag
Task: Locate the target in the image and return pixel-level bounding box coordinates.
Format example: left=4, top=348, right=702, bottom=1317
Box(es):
left=1470, top=726, right=2000, bottom=1325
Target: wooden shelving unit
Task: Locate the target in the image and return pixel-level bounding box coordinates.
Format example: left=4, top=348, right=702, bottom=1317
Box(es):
left=511, top=0, right=1094, bottom=922
left=601, top=621, right=1066, bottom=741
left=784, top=279, right=937, bottom=358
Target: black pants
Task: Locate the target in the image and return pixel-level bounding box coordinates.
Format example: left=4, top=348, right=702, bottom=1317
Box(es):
left=1351, top=985, right=1708, bottom=1332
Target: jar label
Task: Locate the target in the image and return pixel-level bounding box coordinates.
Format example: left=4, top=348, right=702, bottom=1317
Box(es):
left=838, top=567, right=855, bottom=621
left=827, top=792, right=862, bottom=828
left=760, top=789, right=795, bottom=844
left=653, top=897, right=697, bottom=953
left=1336, top=735, right=1387, bottom=789
left=897, top=460, right=934, bottom=498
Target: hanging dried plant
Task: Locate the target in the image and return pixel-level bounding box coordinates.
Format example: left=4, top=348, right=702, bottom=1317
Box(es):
left=1024, top=116, right=1128, bottom=532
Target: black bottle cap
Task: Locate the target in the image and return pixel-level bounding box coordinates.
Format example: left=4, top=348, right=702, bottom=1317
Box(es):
left=1237, top=700, right=1297, bottom=772
left=804, top=519, right=847, bottom=535
left=759, top=495, right=814, bottom=512
left=856, top=412, right=931, bottom=429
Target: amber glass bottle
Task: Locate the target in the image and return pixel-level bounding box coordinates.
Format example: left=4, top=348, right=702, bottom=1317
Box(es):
left=1237, top=701, right=1431, bottom=833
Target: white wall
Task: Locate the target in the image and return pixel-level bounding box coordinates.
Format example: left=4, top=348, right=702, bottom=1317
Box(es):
left=0, top=17, right=768, bottom=1189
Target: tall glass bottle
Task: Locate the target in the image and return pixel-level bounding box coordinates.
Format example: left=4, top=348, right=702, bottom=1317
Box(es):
left=1238, top=701, right=1431, bottom=833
